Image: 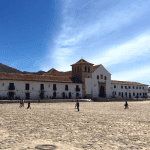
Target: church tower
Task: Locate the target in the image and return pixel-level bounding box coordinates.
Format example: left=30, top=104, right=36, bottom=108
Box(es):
left=70, top=59, right=94, bottom=98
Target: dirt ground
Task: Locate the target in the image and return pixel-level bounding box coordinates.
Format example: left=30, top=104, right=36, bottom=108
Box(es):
left=0, top=101, right=150, bottom=150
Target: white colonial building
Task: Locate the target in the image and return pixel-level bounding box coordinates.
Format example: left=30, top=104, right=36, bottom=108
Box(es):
left=0, top=59, right=149, bottom=100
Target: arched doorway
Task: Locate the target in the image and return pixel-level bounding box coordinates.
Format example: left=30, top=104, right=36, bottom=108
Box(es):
left=99, top=86, right=105, bottom=97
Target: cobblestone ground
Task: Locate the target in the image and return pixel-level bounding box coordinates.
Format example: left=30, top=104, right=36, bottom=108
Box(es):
left=0, top=101, right=150, bottom=150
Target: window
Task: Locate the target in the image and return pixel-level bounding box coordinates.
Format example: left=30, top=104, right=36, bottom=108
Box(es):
left=9, top=83, right=15, bottom=90
left=104, top=76, right=107, bottom=80
left=114, top=85, right=116, bottom=88
left=97, top=75, right=99, bottom=79
left=76, top=85, right=79, bottom=88
left=115, top=91, right=116, bottom=95
left=136, top=86, right=138, bottom=89
left=119, top=92, right=121, bottom=96
left=145, top=93, right=147, bottom=96
left=40, top=84, right=44, bottom=90
left=125, top=86, right=127, bottom=89
left=75, top=67, right=76, bottom=72
left=88, top=67, right=90, bottom=72
left=133, top=86, right=134, bottom=89
left=25, top=83, right=29, bottom=90
left=121, top=86, right=123, bottom=89
left=101, top=74, right=103, bottom=79
left=139, top=87, right=141, bottom=89
left=128, top=86, right=130, bottom=89
left=53, top=84, right=56, bottom=90
left=142, top=87, right=144, bottom=89
left=133, top=92, right=135, bottom=96
left=125, top=92, right=127, bottom=95
left=85, top=66, right=87, bottom=72
left=78, top=66, right=79, bottom=72
left=140, top=93, right=141, bottom=96
left=9, top=83, right=14, bottom=86
left=65, top=85, right=68, bottom=91
left=76, top=85, right=80, bottom=91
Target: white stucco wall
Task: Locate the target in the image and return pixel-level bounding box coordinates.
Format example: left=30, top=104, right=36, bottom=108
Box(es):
left=85, top=65, right=111, bottom=98
left=85, top=65, right=149, bottom=99
left=0, top=80, right=82, bottom=100
left=111, top=84, right=148, bottom=99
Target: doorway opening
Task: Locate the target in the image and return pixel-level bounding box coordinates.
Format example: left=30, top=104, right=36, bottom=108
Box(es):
left=26, top=93, right=30, bottom=100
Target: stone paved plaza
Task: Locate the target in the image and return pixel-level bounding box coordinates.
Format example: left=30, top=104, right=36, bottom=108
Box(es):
left=0, top=101, right=150, bottom=150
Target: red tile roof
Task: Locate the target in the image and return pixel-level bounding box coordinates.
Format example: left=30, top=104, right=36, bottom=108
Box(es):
left=42, top=68, right=59, bottom=76
left=0, top=69, right=148, bottom=87
left=111, top=80, right=149, bottom=86
left=43, top=69, right=72, bottom=77
left=0, top=72, right=74, bottom=83
left=70, top=59, right=94, bottom=66
left=92, top=65, right=101, bottom=72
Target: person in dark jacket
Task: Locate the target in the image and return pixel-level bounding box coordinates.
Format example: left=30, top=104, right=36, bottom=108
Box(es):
left=27, top=100, right=31, bottom=109
left=77, top=100, right=79, bottom=111
left=124, top=101, right=128, bottom=109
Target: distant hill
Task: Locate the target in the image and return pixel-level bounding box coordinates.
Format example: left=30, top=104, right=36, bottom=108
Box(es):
left=0, top=63, right=46, bottom=75
left=0, top=63, right=22, bottom=74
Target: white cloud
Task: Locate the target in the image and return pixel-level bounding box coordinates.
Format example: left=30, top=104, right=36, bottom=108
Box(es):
left=112, top=64, right=150, bottom=85
left=90, top=32, right=150, bottom=67
left=51, top=0, right=150, bottom=65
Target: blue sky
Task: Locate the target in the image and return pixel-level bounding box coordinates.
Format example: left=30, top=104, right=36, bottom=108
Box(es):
left=0, top=0, right=150, bottom=87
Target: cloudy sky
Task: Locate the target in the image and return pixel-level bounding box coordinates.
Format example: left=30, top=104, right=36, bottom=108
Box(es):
left=0, top=0, right=150, bottom=86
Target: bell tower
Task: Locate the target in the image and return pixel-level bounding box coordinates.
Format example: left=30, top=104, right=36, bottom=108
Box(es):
left=70, top=58, right=94, bottom=83
left=70, top=59, right=94, bottom=98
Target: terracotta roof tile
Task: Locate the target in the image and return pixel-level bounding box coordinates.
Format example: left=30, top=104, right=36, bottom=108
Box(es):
left=43, top=69, right=72, bottom=77
left=42, top=68, right=59, bottom=76
left=70, top=59, right=94, bottom=66
left=0, top=72, right=73, bottom=83
left=92, top=65, right=101, bottom=72
left=111, top=80, right=149, bottom=86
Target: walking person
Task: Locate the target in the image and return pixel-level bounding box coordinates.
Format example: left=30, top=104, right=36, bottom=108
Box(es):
left=77, top=100, right=79, bottom=111
left=124, top=101, right=129, bottom=109
left=27, top=100, right=31, bottom=109
left=20, top=99, right=22, bottom=107
left=22, top=99, right=24, bottom=107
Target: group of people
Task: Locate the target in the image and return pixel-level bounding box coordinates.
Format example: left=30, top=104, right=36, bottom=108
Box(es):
left=20, top=99, right=31, bottom=109
left=20, top=98, right=128, bottom=111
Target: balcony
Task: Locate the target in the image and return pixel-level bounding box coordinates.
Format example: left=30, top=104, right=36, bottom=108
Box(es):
left=75, top=88, right=80, bottom=92
left=8, top=86, right=15, bottom=90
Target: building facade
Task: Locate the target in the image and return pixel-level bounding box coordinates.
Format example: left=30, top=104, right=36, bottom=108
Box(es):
left=0, top=59, right=149, bottom=100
